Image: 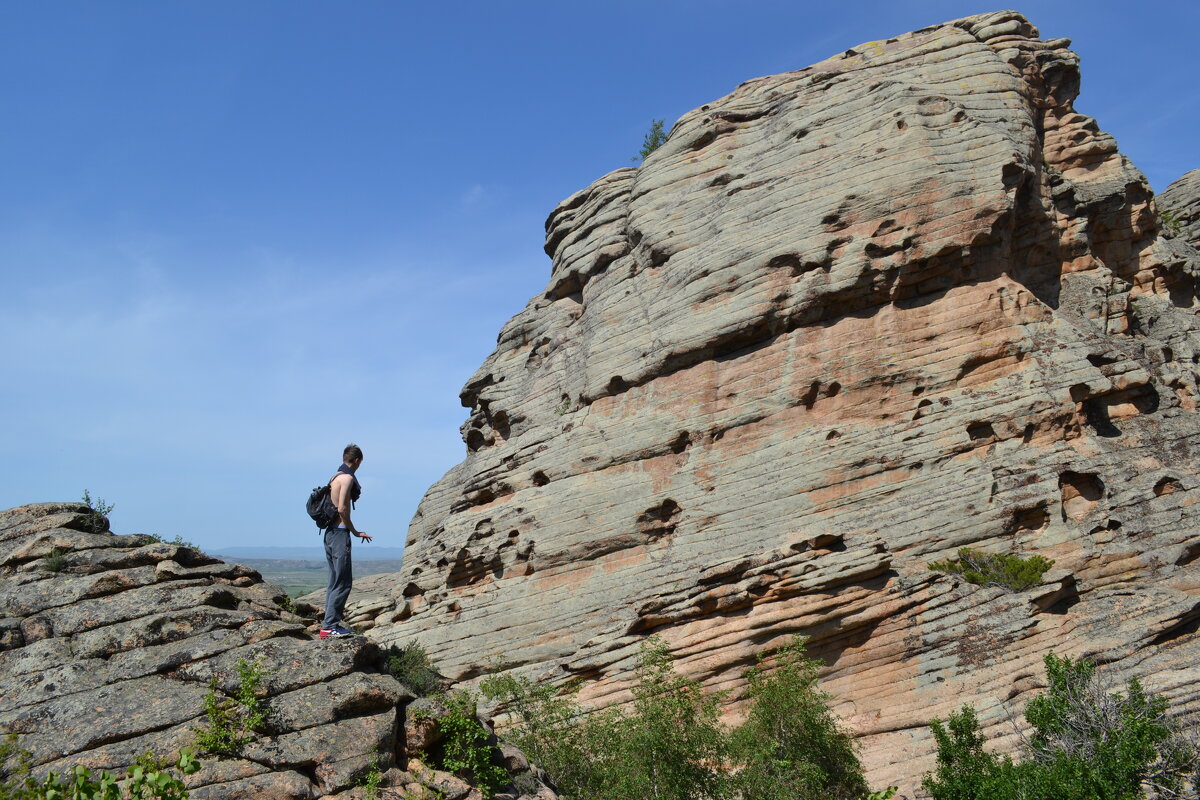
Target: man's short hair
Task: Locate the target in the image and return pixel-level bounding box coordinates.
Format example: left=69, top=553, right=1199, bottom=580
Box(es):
left=343, top=443, right=363, bottom=463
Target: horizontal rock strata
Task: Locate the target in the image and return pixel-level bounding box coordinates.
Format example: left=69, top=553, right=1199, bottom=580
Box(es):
left=1160, top=168, right=1200, bottom=250
left=0, top=502, right=555, bottom=800
left=331, top=10, right=1199, bottom=793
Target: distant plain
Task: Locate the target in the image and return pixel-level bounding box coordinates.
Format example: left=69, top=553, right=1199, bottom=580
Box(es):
left=218, top=556, right=406, bottom=597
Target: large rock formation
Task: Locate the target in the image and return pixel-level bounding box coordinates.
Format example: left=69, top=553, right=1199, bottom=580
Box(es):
left=1161, top=168, right=1200, bottom=250
left=336, top=9, right=1200, bottom=792
left=0, top=502, right=556, bottom=800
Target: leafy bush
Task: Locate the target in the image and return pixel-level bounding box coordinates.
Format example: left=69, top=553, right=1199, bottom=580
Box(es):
left=633, top=119, right=667, bottom=163
left=359, top=750, right=383, bottom=800
left=1, top=735, right=199, bottom=800
left=437, top=691, right=509, bottom=800
left=194, top=658, right=269, bottom=755
left=732, top=637, right=873, bottom=800
left=928, top=548, right=1053, bottom=591
left=80, top=490, right=114, bottom=534
left=386, top=640, right=442, bottom=696
left=482, top=636, right=884, bottom=800
left=923, top=653, right=1198, bottom=800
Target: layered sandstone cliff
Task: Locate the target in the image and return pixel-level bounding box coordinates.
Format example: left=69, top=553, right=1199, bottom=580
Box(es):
left=331, top=10, right=1200, bottom=792
left=1161, top=168, right=1200, bottom=250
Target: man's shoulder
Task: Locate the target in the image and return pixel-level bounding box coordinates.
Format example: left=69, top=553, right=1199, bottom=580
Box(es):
left=330, top=471, right=352, bottom=486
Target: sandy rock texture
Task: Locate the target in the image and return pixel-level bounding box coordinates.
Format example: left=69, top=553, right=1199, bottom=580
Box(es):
left=0, top=502, right=554, bottom=800
left=333, top=10, right=1200, bottom=793
left=1160, top=168, right=1200, bottom=250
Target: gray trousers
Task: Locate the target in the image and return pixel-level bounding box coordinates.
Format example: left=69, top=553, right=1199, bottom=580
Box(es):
left=322, top=528, right=353, bottom=628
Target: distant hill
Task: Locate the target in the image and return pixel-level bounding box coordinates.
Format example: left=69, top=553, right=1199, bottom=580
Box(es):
left=214, top=545, right=406, bottom=561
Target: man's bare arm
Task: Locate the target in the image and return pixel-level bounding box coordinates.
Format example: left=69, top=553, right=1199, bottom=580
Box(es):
left=332, top=474, right=372, bottom=542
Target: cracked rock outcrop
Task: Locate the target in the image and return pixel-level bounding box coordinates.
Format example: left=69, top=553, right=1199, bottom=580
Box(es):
left=1161, top=168, right=1200, bottom=250
left=0, top=502, right=556, bottom=800
left=332, top=10, right=1200, bottom=793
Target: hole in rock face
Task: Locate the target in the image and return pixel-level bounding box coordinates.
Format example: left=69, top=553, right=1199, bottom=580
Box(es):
left=607, top=375, right=629, bottom=394
left=826, top=430, right=840, bottom=441
left=637, top=499, right=682, bottom=539
left=491, top=411, right=511, bottom=439
left=669, top=431, right=691, bottom=455
left=465, top=429, right=488, bottom=452
left=913, top=398, right=933, bottom=420
left=1177, top=542, right=1200, bottom=566
left=1154, top=477, right=1182, bottom=497
left=1083, top=385, right=1159, bottom=437
left=1060, top=471, right=1105, bottom=520
left=532, top=471, right=550, bottom=487
left=967, top=421, right=996, bottom=441
left=1009, top=503, right=1049, bottom=533
left=1001, top=162, right=1025, bottom=189
left=469, top=488, right=496, bottom=507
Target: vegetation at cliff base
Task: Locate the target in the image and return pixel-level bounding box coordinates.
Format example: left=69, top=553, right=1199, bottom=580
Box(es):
left=928, top=548, right=1053, bottom=591
left=923, top=653, right=1198, bottom=800
left=1, top=735, right=199, bottom=800
left=481, top=636, right=893, bottom=800
left=438, top=691, right=509, bottom=799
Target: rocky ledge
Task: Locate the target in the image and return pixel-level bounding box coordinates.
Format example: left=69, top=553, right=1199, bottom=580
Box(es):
left=0, top=502, right=556, bottom=800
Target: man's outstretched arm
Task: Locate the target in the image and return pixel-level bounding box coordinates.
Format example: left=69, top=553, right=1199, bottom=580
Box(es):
left=333, top=474, right=372, bottom=542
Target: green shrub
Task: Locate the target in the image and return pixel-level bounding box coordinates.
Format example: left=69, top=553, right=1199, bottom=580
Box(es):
left=437, top=691, right=509, bottom=800
left=482, top=636, right=882, bottom=800
left=1160, top=208, right=1184, bottom=237
left=41, top=549, right=67, bottom=574
left=511, top=771, right=540, bottom=795
left=0, top=733, right=33, bottom=800
left=928, top=548, right=1053, bottom=591
left=1, top=735, right=199, bottom=800
left=633, top=119, right=667, bottom=163
left=80, top=490, right=114, bottom=534
left=141, top=533, right=198, bottom=549
left=923, top=653, right=1199, bottom=800
left=194, top=658, right=269, bottom=755
left=359, top=750, right=383, bottom=800
left=386, top=640, right=441, bottom=696
left=732, top=637, right=871, bottom=800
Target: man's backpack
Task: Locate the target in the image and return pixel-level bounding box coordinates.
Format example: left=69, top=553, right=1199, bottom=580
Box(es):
left=306, top=484, right=339, bottom=531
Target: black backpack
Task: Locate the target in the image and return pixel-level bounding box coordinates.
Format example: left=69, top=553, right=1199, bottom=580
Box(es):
left=306, top=484, right=339, bottom=531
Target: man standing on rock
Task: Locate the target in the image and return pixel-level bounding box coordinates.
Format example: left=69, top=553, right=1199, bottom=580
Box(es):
left=320, top=443, right=372, bottom=639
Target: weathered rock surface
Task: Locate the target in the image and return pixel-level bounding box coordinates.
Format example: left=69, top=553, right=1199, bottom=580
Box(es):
left=1161, top=168, right=1200, bottom=250
left=331, top=10, right=1200, bottom=793
left=0, top=503, right=556, bottom=800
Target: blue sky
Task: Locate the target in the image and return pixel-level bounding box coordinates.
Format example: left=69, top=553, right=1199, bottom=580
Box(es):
left=2, top=1, right=1196, bottom=553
